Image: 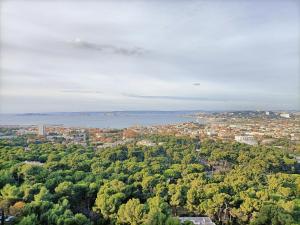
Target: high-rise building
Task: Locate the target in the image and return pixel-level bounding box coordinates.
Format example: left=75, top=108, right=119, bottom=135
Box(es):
left=38, top=124, right=46, bottom=136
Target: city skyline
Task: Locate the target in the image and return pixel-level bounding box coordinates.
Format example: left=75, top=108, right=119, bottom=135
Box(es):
left=0, top=0, right=299, bottom=113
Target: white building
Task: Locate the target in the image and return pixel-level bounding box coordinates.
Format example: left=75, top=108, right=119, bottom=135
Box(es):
left=235, top=135, right=258, bottom=146
left=38, top=124, right=46, bottom=136
left=136, top=140, right=156, bottom=147
left=206, top=130, right=216, bottom=136
left=24, top=161, right=44, bottom=166
left=179, top=217, right=215, bottom=225
left=280, top=113, right=290, bottom=118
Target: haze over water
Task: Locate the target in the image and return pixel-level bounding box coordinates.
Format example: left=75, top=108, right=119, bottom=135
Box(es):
left=0, top=111, right=199, bottom=128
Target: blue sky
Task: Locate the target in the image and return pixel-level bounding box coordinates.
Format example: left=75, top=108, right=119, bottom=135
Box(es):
left=0, top=0, right=299, bottom=113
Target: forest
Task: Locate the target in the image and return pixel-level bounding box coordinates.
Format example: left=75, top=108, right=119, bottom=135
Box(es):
left=0, top=135, right=299, bottom=225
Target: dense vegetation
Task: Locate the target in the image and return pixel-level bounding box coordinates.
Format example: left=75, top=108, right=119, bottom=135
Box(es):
left=0, top=136, right=299, bottom=225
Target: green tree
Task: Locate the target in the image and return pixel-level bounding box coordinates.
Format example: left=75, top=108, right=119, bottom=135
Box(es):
left=117, top=198, right=145, bottom=225
left=168, top=184, right=186, bottom=216
left=251, top=204, right=295, bottom=225
left=1, top=184, right=21, bottom=201
left=165, top=217, right=181, bottom=225
left=94, top=180, right=128, bottom=220
left=34, top=187, right=52, bottom=202
left=55, top=181, right=74, bottom=200
left=18, top=214, right=38, bottom=225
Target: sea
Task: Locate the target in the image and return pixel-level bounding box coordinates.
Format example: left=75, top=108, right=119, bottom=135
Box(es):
left=0, top=111, right=203, bottom=128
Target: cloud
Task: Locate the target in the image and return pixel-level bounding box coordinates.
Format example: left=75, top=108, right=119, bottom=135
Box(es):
left=123, top=92, right=298, bottom=104
left=69, top=38, right=145, bottom=56
left=61, top=89, right=103, bottom=94
left=0, top=0, right=299, bottom=113
left=124, top=93, right=230, bottom=102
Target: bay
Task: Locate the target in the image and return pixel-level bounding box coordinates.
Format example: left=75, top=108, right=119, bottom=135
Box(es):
left=0, top=111, right=201, bottom=128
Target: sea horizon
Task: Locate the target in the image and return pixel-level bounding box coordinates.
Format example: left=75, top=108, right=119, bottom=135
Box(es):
left=0, top=110, right=206, bottom=128
left=1, top=109, right=299, bottom=116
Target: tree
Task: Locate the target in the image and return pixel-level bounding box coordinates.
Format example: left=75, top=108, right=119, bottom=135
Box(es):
left=34, top=187, right=52, bottom=202
left=55, top=181, right=74, bottom=200
left=0, top=135, right=299, bottom=225
left=186, top=186, right=205, bottom=214
left=0, top=170, right=14, bottom=189
left=117, top=198, right=145, bottom=225
left=147, top=196, right=170, bottom=215
left=19, top=164, right=47, bottom=184
left=1, top=184, right=21, bottom=201
left=9, top=201, right=25, bottom=216
left=165, top=217, right=181, bottom=225
left=143, top=196, right=171, bottom=225
left=74, top=213, right=92, bottom=225
left=18, top=214, right=38, bottom=225
left=251, top=204, right=295, bottom=225
left=144, top=211, right=167, bottom=225
left=168, top=184, right=186, bottom=216
left=94, top=180, right=128, bottom=220
left=141, top=176, right=160, bottom=197
left=39, top=199, right=86, bottom=225
left=21, top=183, right=42, bottom=202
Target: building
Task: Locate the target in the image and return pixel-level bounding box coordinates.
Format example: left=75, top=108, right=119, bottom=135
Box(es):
left=38, top=124, right=46, bottom=136
left=24, top=160, right=44, bottom=166
left=291, top=133, right=300, bottom=141
left=206, top=130, right=216, bottom=136
left=179, top=217, right=215, bottom=225
left=280, top=113, right=290, bottom=118
left=261, top=138, right=276, bottom=145
left=235, top=135, right=258, bottom=146
left=136, top=139, right=156, bottom=147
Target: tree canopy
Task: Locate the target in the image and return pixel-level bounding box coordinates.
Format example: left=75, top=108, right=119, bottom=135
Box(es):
left=0, top=135, right=299, bottom=225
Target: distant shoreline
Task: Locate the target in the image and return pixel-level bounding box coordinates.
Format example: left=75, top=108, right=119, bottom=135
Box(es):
left=0, top=109, right=299, bottom=116
left=0, top=111, right=201, bottom=129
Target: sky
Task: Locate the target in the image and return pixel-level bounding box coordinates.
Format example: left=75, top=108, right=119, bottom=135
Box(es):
left=0, top=0, right=299, bottom=113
